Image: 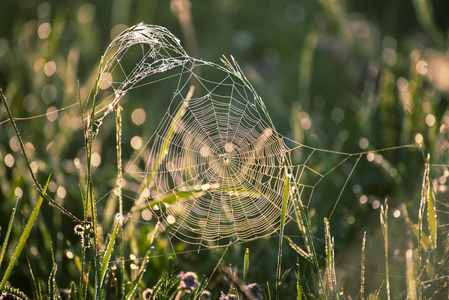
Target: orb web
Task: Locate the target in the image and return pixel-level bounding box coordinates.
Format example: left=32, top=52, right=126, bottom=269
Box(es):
left=91, top=23, right=358, bottom=247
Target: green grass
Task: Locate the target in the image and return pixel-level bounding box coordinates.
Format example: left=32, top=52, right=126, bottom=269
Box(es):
left=1, top=1, right=449, bottom=299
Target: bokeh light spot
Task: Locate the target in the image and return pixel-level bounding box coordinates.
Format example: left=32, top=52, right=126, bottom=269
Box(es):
left=167, top=215, right=176, bottom=224
left=41, top=84, right=57, bottom=104
left=347, top=216, right=355, bottom=224
left=414, top=133, right=423, bottom=145
left=9, top=136, right=20, bottom=152
left=48, top=181, right=57, bottom=192
left=425, top=114, right=435, bottom=127
left=110, top=24, right=128, bottom=40
left=382, top=48, right=397, bottom=66
left=91, top=152, right=101, bottom=167
left=4, top=154, right=14, bottom=167
left=57, top=186, right=67, bottom=198
left=131, top=108, right=146, bottom=125
left=44, top=61, right=57, bottom=77
left=130, top=136, right=143, bottom=150
left=298, top=112, right=311, bottom=130
left=46, top=106, right=59, bottom=122
left=78, top=4, right=96, bottom=24
left=416, top=60, right=428, bottom=75
left=359, top=195, right=368, bottom=205
left=359, top=137, right=369, bottom=149
left=30, top=161, right=39, bottom=173
left=142, top=209, right=152, bottom=221
left=74, top=157, right=82, bottom=169
left=38, top=23, right=51, bottom=39
left=393, top=210, right=401, bottom=218
left=37, top=2, right=51, bottom=18
left=15, top=187, right=23, bottom=198
left=331, top=107, right=344, bottom=123
left=397, top=77, right=409, bottom=92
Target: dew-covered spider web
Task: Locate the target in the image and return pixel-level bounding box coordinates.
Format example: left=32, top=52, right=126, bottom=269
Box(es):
left=89, top=23, right=403, bottom=248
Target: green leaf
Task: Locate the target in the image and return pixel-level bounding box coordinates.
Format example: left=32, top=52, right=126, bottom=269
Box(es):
left=124, top=222, right=159, bottom=300
left=0, top=174, right=51, bottom=291
left=243, top=248, right=249, bottom=285
left=286, top=236, right=310, bottom=259
left=96, top=215, right=119, bottom=299
left=0, top=196, right=20, bottom=270
left=193, top=243, right=230, bottom=300
left=280, top=268, right=292, bottom=285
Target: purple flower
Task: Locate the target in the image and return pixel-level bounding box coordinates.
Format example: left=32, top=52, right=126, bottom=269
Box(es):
left=219, top=292, right=238, bottom=300
left=246, top=283, right=263, bottom=300
left=178, top=271, right=199, bottom=293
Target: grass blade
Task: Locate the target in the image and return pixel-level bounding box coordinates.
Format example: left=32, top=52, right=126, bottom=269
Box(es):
left=137, top=85, right=195, bottom=204
left=193, top=242, right=230, bottom=300
left=361, top=231, right=366, bottom=300
left=124, top=222, right=159, bottom=300
left=324, top=217, right=337, bottom=298
left=0, top=174, right=51, bottom=290
left=276, top=173, right=291, bottom=299
left=243, top=248, right=249, bottom=285
left=0, top=196, right=20, bottom=270
left=380, top=200, right=390, bottom=300
left=424, top=156, right=437, bottom=249
left=286, top=236, right=310, bottom=259
left=96, top=214, right=119, bottom=299
left=295, top=259, right=302, bottom=300
left=115, top=103, right=125, bottom=297
left=405, top=249, right=417, bottom=300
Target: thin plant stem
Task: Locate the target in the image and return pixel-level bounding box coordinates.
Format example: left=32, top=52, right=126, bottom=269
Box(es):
left=115, top=103, right=125, bottom=297
left=380, top=199, right=390, bottom=300
left=276, top=173, right=290, bottom=300
left=361, top=231, right=366, bottom=299
left=87, top=55, right=106, bottom=298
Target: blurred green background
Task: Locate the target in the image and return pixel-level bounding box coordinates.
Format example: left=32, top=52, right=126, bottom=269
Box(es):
left=1, top=0, right=449, bottom=298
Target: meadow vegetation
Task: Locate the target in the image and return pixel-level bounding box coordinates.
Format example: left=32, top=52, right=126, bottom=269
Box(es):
left=1, top=0, right=449, bottom=299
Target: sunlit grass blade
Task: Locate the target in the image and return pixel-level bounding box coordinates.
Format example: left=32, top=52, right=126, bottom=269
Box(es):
left=48, top=263, right=58, bottom=300
left=0, top=174, right=51, bottom=291
left=137, top=85, right=195, bottom=204
left=70, top=281, right=77, bottom=300
left=424, top=156, right=437, bottom=249
left=26, top=256, right=42, bottom=300
left=324, top=217, right=337, bottom=298
left=380, top=200, right=390, bottom=300
left=96, top=214, right=119, bottom=299
left=361, top=231, right=366, bottom=300
left=115, top=103, right=125, bottom=297
left=285, top=237, right=309, bottom=259
left=0, top=196, right=20, bottom=270
left=295, top=259, right=302, bottom=300
left=405, top=249, right=417, bottom=300
left=193, top=243, right=230, bottom=300
left=243, top=248, right=249, bottom=285
left=276, top=173, right=290, bottom=300
left=124, top=222, right=159, bottom=300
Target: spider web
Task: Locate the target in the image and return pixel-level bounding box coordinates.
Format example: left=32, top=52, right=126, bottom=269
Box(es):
left=91, top=23, right=362, bottom=248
